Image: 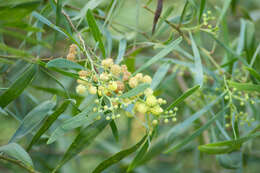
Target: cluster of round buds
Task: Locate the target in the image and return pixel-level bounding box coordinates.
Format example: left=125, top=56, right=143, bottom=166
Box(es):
left=67, top=44, right=77, bottom=61
left=202, top=10, right=218, bottom=34
left=74, top=57, right=174, bottom=127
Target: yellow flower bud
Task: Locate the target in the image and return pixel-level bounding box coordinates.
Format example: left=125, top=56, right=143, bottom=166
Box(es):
left=111, top=64, right=121, bottom=76
left=76, top=84, right=86, bottom=94
left=164, top=119, right=169, bottom=123
left=158, top=98, right=164, bottom=104
left=150, top=105, right=163, bottom=115
left=152, top=119, right=158, bottom=126
left=101, top=58, right=113, bottom=69
left=67, top=53, right=75, bottom=61
left=136, top=103, right=147, bottom=114
left=89, top=85, right=97, bottom=95
left=144, top=88, right=153, bottom=96
left=142, top=75, right=152, bottom=84
left=78, top=70, right=89, bottom=77
left=146, top=95, right=157, bottom=106
left=108, top=81, right=118, bottom=91
left=135, top=73, right=143, bottom=81
left=123, top=71, right=131, bottom=81
left=100, top=73, right=109, bottom=81
left=129, top=77, right=138, bottom=88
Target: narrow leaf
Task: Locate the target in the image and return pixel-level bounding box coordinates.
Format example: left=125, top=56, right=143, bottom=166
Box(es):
left=110, top=120, right=119, bottom=142
left=86, top=9, right=106, bottom=57
left=115, top=39, right=127, bottom=64
left=120, top=83, right=150, bottom=98
left=93, top=135, right=147, bottom=173
left=152, top=0, right=163, bottom=34
left=228, top=81, right=260, bottom=93
left=189, top=32, right=203, bottom=86
left=52, top=118, right=110, bottom=172
left=198, top=0, right=206, bottom=22
left=246, top=67, right=260, bottom=82
left=27, top=100, right=70, bottom=151
left=151, top=63, right=170, bottom=90
left=46, top=58, right=84, bottom=70
left=166, top=85, right=200, bottom=111
left=0, top=143, right=33, bottom=168
left=9, top=99, right=56, bottom=142
left=0, top=65, right=37, bottom=108
left=133, top=37, right=182, bottom=75
left=165, top=107, right=228, bottom=153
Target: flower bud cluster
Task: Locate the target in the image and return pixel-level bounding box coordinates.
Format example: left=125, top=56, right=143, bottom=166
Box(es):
left=75, top=58, right=177, bottom=126
left=67, top=44, right=77, bottom=61
left=202, top=10, right=218, bottom=34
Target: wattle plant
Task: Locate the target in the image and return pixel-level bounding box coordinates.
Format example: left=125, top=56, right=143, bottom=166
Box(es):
left=0, top=0, right=259, bottom=173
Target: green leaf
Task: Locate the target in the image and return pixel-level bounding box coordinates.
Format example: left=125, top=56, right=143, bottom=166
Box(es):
left=166, top=85, right=200, bottom=111
left=120, top=83, right=150, bottom=98
left=52, top=118, right=110, bottom=172
left=92, top=134, right=147, bottom=173
left=228, top=81, right=260, bottom=93
left=0, top=1, right=39, bottom=23
left=115, top=39, right=127, bottom=64
left=0, top=65, right=37, bottom=108
left=133, top=37, right=182, bottom=75
left=245, top=67, right=260, bottom=82
left=0, top=43, right=34, bottom=58
left=165, top=107, right=228, bottom=153
left=0, top=28, right=49, bottom=48
left=47, top=111, right=99, bottom=144
left=0, top=143, right=33, bottom=168
left=217, top=153, right=241, bottom=169
left=216, top=0, right=231, bottom=25
left=198, top=0, right=206, bottom=22
left=151, top=63, right=170, bottom=90
left=86, top=9, right=106, bottom=57
left=189, top=32, right=203, bottom=86
left=9, top=99, right=56, bottom=142
left=31, top=11, right=67, bottom=37
left=127, top=132, right=155, bottom=172
left=46, top=58, right=84, bottom=70
left=110, top=120, right=119, bottom=142
left=198, top=132, right=260, bottom=154
left=27, top=100, right=70, bottom=151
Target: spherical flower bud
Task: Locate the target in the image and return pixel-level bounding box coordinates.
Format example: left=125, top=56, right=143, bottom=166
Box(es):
left=93, top=107, right=97, bottom=112
left=158, top=98, right=164, bottom=104
left=115, top=81, right=125, bottom=93
left=100, top=73, right=109, bottom=81
left=104, top=105, right=108, bottom=110
left=121, top=65, right=128, bottom=72
left=95, top=99, right=99, bottom=104
left=116, top=114, right=121, bottom=118
left=146, top=95, right=157, bottom=106
left=78, top=70, right=89, bottom=77
left=135, top=73, right=143, bottom=81
left=111, top=64, right=121, bottom=76
left=89, top=85, right=97, bottom=95
left=111, top=115, right=116, bottom=120
left=164, top=118, right=169, bottom=123
left=101, top=58, right=113, bottom=69
left=76, top=84, right=86, bottom=95
left=108, top=81, right=118, bottom=91
left=142, top=75, right=152, bottom=84
left=69, top=44, right=77, bottom=52
left=67, top=53, right=75, bottom=61
left=150, top=105, right=163, bottom=115
left=129, top=77, right=138, bottom=88
left=172, top=117, right=177, bottom=122
left=152, top=119, right=158, bottom=126
left=136, top=103, right=147, bottom=114
left=106, top=116, right=111, bottom=120
left=174, top=107, right=178, bottom=112
left=224, top=95, right=229, bottom=100
left=144, top=88, right=153, bottom=96
left=123, top=71, right=131, bottom=81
